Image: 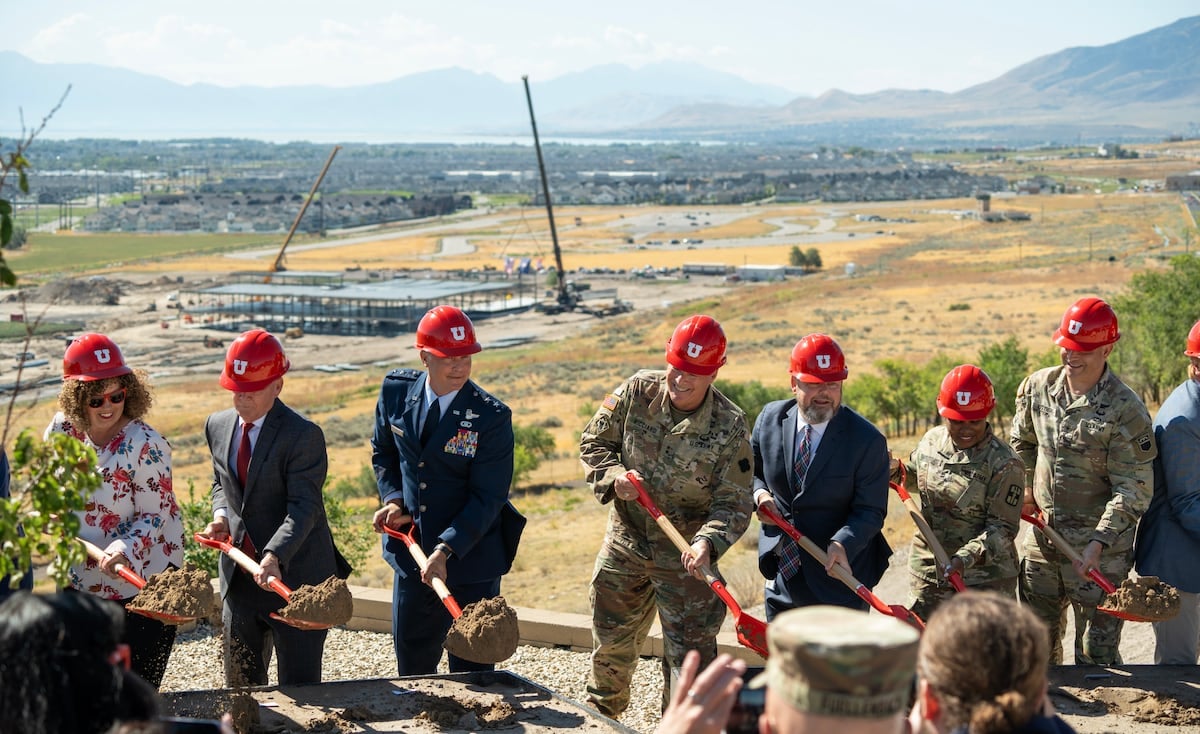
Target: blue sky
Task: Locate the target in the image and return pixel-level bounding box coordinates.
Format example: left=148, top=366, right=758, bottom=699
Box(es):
left=5, top=1, right=1196, bottom=95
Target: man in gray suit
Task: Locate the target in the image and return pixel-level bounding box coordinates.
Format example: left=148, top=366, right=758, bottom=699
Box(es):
left=753, top=334, right=891, bottom=619
left=1136, top=318, right=1200, bottom=664
left=199, top=329, right=345, bottom=686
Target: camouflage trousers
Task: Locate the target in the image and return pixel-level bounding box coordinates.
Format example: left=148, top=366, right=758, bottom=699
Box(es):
left=587, top=539, right=725, bottom=718
left=1020, top=531, right=1132, bottom=665
left=908, top=573, right=1016, bottom=623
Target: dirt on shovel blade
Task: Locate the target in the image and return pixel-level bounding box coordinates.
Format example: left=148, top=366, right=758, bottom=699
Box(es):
left=1101, top=576, right=1181, bottom=621
left=277, top=576, right=353, bottom=626
left=444, top=596, right=520, bottom=664
left=127, top=562, right=215, bottom=619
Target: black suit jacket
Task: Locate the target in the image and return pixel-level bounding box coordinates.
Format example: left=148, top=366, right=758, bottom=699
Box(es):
left=753, top=399, right=891, bottom=607
left=207, top=399, right=343, bottom=599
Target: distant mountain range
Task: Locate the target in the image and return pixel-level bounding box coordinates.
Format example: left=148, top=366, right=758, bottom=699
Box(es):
left=2, top=15, right=1197, bottom=146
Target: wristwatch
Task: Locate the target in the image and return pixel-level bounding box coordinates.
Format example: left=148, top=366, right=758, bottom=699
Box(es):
left=434, top=542, right=455, bottom=558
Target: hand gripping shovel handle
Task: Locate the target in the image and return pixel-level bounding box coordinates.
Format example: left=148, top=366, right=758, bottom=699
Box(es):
left=192, top=533, right=293, bottom=600
left=625, top=472, right=769, bottom=657
left=758, top=504, right=925, bottom=631
left=889, top=479, right=967, bottom=593
left=1019, top=513, right=1117, bottom=594
left=380, top=525, right=463, bottom=618
left=79, top=538, right=146, bottom=589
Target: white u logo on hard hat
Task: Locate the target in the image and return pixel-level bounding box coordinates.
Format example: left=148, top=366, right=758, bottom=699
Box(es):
left=816, top=354, right=831, bottom=369
left=233, top=359, right=248, bottom=375
left=450, top=326, right=466, bottom=341
left=956, top=391, right=971, bottom=406
left=94, top=349, right=111, bottom=364
left=686, top=342, right=702, bottom=358
left=1068, top=319, right=1083, bottom=335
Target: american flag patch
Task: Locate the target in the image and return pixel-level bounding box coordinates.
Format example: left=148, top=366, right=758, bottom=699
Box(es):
left=602, top=394, right=618, bottom=410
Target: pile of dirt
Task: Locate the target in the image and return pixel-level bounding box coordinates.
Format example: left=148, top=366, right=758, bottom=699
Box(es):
left=127, top=562, right=215, bottom=620
left=1101, top=576, right=1181, bottom=621
left=444, top=596, right=520, bottom=664
left=17, top=277, right=126, bottom=306
left=414, top=691, right=519, bottom=729
left=278, top=576, right=353, bottom=626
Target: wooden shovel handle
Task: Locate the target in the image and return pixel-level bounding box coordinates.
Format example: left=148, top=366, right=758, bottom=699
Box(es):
left=890, top=481, right=967, bottom=592
left=380, top=525, right=462, bottom=617
left=1020, top=513, right=1117, bottom=594
left=193, top=532, right=292, bottom=599
left=79, top=537, right=146, bottom=589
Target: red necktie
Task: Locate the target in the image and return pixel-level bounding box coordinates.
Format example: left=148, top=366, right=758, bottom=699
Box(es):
left=237, top=423, right=252, bottom=486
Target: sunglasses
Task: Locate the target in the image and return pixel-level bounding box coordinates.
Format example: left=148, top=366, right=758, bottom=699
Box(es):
left=87, top=389, right=127, bottom=409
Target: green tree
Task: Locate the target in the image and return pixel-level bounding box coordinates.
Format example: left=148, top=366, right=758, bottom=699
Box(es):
left=512, top=423, right=556, bottom=487
left=714, top=379, right=791, bottom=427
left=1112, top=254, right=1200, bottom=403
left=0, top=431, right=99, bottom=589
left=976, top=336, right=1030, bottom=433
left=544, top=267, right=559, bottom=289
left=804, top=247, right=823, bottom=271
left=788, top=246, right=806, bottom=268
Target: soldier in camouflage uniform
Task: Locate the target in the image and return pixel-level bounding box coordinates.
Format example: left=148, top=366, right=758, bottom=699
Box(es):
left=752, top=605, right=919, bottom=734
left=1010, top=297, right=1156, bottom=665
left=580, top=315, right=753, bottom=718
left=899, top=365, right=1024, bottom=621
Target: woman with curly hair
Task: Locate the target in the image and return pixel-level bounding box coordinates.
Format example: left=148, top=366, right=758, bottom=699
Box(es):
left=909, top=592, right=1076, bottom=734
left=45, top=332, right=184, bottom=689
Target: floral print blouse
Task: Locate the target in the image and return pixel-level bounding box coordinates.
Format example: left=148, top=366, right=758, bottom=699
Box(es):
left=46, top=413, right=184, bottom=599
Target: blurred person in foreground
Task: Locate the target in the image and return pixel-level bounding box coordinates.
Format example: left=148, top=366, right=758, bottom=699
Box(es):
left=1135, top=318, right=1200, bottom=664
left=45, top=332, right=184, bottom=688
left=753, top=333, right=891, bottom=617
left=371, top=305, right=523, bottom=675
left=199, top=329, right=349, bottom=686
left=757, top=605, right=918, bottom=734
left=1010, top=297, right=1156, bottom=664
left=0, top=591, right=162, bottom=734
left=896, top=365, right=1024, bottom=621
left=910, top=592, right=1076, bottom=734
left=580, top=314, right=753, bottom=717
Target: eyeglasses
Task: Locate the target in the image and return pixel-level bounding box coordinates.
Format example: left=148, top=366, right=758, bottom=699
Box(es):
left=87, top=389, right=126, bottom=409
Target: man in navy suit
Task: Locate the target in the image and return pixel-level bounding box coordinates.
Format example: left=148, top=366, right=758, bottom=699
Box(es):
left=1136, top=318, right=1200, bottom=664
left=371, top=305, right=522, bottom=675
left=753, top=334, right=891, bottom=619
left=200, top=329, right=346, bottom=686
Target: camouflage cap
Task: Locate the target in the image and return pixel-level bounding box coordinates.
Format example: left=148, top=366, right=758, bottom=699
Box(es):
left=752, top=605, right=919, bottom=718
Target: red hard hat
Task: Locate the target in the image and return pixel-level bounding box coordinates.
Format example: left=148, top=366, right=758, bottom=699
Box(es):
left=665, top=315, right=727, bottom=375
left=937, top=364, right=996, bottom=421
left=63, top=333, right=133, bottom=382
left=790, top=334, right=848, bottom=383
left=1052, top=297, right=1119, bottom=352
left=416, top=305, right=481, bottom=358
left=1185, top=319, right=1200, bottom=357
left=220, top=329, right=290, bottom=392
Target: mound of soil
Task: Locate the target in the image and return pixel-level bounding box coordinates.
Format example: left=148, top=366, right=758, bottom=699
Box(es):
left=1101, top=576, right=1181, bottom=621
left=444, top=596, right=520, bottom=664
left=278, top=576, right=353, bottom=626
left=20, top=277, right=126, bottom=306
left=127, top=562, right=215, bottom=620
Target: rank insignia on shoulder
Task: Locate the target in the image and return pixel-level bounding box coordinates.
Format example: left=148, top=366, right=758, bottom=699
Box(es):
left=602, top=394, right=619, bottom=411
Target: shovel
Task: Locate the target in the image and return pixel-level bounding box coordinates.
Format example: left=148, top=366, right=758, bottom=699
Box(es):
left=889, top=467, right=967, bottom=593
left=625, top=472, right=769, bottom=658
left=379, top=523, right=519, bottom=664
left=192, top=533, right=333, bottom=630
left=79, top=538, right=200, bottom=625
left=758, top=504, right=926, bottom=631
left=1019, top=512, right=1158, bottom=623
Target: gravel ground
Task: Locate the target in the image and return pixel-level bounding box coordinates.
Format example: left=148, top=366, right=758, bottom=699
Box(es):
left=161, top=624, right=665, bottom=733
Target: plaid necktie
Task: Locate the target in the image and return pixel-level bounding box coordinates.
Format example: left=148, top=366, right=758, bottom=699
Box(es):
left=777, top=425, right=812, bottom=579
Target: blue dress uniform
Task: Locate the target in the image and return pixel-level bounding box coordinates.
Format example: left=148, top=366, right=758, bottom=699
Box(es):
left=371, top=368, right=523, bottom=675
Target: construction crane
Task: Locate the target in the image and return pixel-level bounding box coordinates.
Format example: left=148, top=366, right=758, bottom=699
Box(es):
left=267, top=145, right=341, bottom=280
left=522, top=76, right=576, bottom=313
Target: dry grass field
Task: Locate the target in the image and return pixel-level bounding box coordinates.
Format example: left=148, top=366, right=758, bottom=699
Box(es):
left=7, top=156, right=1198, bottom=614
